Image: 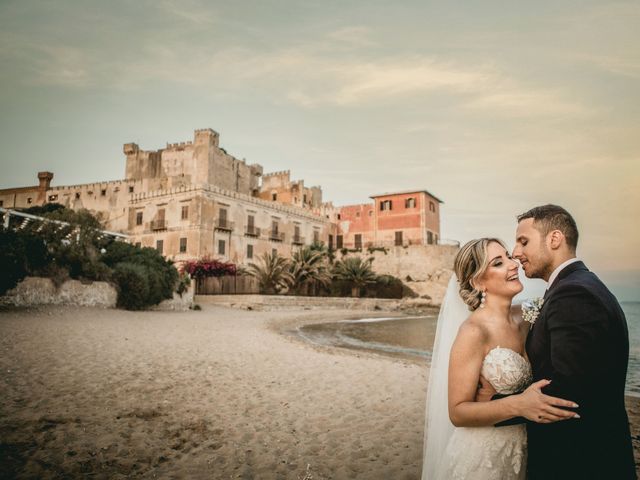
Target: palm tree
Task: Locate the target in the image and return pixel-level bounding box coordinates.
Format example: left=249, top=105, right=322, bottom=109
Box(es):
left=289, top=246, right=330, bottom=295
left=246, top=251, right=293, bottom=295
left=332, top=256, right=377, bottom=297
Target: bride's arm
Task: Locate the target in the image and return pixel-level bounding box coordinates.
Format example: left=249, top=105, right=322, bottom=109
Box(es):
left=448, top=323, right=579, bottom=427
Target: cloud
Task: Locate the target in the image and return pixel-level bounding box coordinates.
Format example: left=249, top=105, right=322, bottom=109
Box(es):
left=155, top=0, right=218, bottom=25
left=325, top=26, right=376, bottom=48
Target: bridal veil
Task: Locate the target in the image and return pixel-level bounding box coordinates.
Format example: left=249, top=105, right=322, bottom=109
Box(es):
left=421, top=274, right=469, bottom=479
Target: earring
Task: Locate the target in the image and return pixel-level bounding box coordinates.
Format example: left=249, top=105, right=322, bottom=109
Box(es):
left=480, top=291, right=486, bottom=308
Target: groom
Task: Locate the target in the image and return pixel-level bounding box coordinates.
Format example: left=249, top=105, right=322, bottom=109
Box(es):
left=483, top=204, right=635, bottom=479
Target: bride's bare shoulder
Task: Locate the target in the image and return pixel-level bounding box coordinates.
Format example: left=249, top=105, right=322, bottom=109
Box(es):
left=456, top=313, right=489, bottom=345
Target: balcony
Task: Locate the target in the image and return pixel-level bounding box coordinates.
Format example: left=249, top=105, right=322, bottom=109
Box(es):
left=269, top=230, right=285, bottom=242
left=215, top=218, right=234, bottom=231
left=151, top=219, right=167, bottom=231
left=292, top=235, right=305, bottom=245
left=244, top=225, right=261, bottom=237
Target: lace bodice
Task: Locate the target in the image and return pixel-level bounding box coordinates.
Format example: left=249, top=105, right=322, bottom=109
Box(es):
left=481, top=347, right=532, bottom=395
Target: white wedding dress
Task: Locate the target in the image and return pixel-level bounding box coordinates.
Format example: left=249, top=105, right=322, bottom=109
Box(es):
left=433, top=346, right=532, bottom=480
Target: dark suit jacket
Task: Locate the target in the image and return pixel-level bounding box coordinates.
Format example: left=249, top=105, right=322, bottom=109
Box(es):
left=500, top=261, right=635, bottom=479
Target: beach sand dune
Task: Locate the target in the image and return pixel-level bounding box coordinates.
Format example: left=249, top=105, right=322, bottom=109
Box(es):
left=1, top=305, right=638, bottom=479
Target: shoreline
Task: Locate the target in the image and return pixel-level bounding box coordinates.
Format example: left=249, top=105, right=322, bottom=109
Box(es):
left=1, top=305, right=638, bottom=478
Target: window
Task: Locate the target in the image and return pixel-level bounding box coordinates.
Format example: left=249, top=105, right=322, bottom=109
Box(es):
left=248, top=214, right=255, bottom=228
left=101, top=189, right=107, bottom=196
left=313, top=230, right=319, bottom=243
left=218, top=239, right=226, bottom=255
left=355, top=234, right=362, bottom=249
left=272, top=193, right=277, bottom=201
left=336, top=235, right=343, bottom=249
left=157, top=208, right=166, bottom=221
left=0, top=200, right=3, bottom=207
left=303, top=194, right=307, bottom=204
left=369, top=210, right=373, bottom=216
left=247, top=244, right=254, bottom=259
left=179, top=237, right=187, bottom=253
left=129, top=186, right=134, bottom=193
left=75, top=192, right=80, bottom=199
left=356, top=212, right=360, bottom=218
left=435, top=234, right=439, bottom=245
left=156, top=239, right=164, bottom=253
left=405, top=197, right=416, bottom=208
left=135, top=242, right=141, bottom=248
left=48, top=194, right=58, bottom=201
left=337, top=214, right=341, bottom=220
left=395, top=231, right=403, bottom=246
left=328, top=234, right=334, bottom=250
left=427, top=231, right=434, bottom=245
left=272, top=220, right=279, bottom=234
left=380, top=200, right=392, bottom=211
left=294, top=225, right=300, bottom=238
left=219, top=208, right=228, bottom=225
left=181, top=205, right=189, bottom=220
left=27, top=197, right=33, bottom=204
left=136, top=212, right=143, bottom=225
left=429, top=201, right=436, bottom=212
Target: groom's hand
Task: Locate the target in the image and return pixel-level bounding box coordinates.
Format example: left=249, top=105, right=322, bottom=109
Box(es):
left=517, top=379, right=580, bottom=423
left=475, top=375, right=496, bottom=402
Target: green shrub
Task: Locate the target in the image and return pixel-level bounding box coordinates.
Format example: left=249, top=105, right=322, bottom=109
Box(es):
left=104, top=242, right=178, bottom=310
left=112, top=263, right=150, bottom=310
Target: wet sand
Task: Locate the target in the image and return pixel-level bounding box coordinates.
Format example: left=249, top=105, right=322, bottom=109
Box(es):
left=1, top=305, right=638, bottom=479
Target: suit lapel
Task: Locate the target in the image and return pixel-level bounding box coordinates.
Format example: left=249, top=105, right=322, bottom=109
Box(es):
left=546, top=260, right=588, bottom=293
left=526, top=261, right=589, bottom=361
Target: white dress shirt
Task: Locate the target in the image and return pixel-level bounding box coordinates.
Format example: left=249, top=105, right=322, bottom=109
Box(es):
left=546, top=257, right=581, bottom=291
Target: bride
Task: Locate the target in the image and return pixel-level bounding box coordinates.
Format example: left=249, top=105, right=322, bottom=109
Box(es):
left=422, top=238, right=579, bottom=480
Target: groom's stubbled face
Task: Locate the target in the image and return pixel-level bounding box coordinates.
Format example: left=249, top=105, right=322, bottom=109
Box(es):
left=513, top=218, right=554, bottom=280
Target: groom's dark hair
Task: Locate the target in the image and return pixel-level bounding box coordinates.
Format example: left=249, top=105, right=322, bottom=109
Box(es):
left=517, top=204, right=579, bottom=252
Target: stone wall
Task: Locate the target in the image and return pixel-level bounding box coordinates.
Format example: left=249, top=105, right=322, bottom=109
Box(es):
left=355, top=244, right=458, bottom=304
left=1, top=277, right=117, bottom=308
left=1, top=277, right=194, bottom=311
left=195, top=294, right=402, bottom=311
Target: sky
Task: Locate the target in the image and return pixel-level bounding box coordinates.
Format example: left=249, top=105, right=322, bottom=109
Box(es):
left=1, top=1, right=638, bottom=299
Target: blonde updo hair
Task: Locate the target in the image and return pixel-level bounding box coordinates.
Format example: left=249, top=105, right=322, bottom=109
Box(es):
left=454, top=238, right=507, bottom=311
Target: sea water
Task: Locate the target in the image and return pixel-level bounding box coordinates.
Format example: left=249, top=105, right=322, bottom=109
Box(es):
left=298, top=302, right=640, bottom=396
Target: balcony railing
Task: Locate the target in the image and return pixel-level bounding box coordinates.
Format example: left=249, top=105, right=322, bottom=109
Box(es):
left=244, top=225, right=261, bottom=237
left=151, top=219, right=167, bottom=231
left=269, top=230, right=285, bottom=242
left=214, top=219, right=234, bottom=231
left=292, top=235, right=305, bottom=245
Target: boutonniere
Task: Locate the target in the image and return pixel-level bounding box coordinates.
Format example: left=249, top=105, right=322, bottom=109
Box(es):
left=522, top=297, right=544, bottom=327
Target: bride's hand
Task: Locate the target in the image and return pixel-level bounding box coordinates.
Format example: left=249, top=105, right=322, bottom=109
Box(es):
left=475, top=375, right=497, bottom=402
left=516, top=379, right=580, bottom=423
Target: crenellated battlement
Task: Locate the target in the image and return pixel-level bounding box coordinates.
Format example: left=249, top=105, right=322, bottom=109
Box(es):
left=263, top=170, right=291, bottom=178
left=48, top=178, right=140, bottom=192
left=165, top=141, right=194, bottom=149
left=194, top=128, right=218, bottom=136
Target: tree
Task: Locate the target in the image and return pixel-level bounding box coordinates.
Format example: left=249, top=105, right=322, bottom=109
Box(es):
left=245, top=251, right=293, bottom=295
left=18, top=206, right=111, bottom=282
left=332, top=256, right=377, bottom=297
left=0, top=227, right=48, bottom=295
left=289, top=246, right=330, bottom=295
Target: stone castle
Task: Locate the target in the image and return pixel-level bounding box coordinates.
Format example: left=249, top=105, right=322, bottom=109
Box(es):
left=0, top=128, right=450, bottom=271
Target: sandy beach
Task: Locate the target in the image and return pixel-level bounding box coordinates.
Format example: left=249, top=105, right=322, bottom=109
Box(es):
left=1, top=304, right=639, bottom=479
